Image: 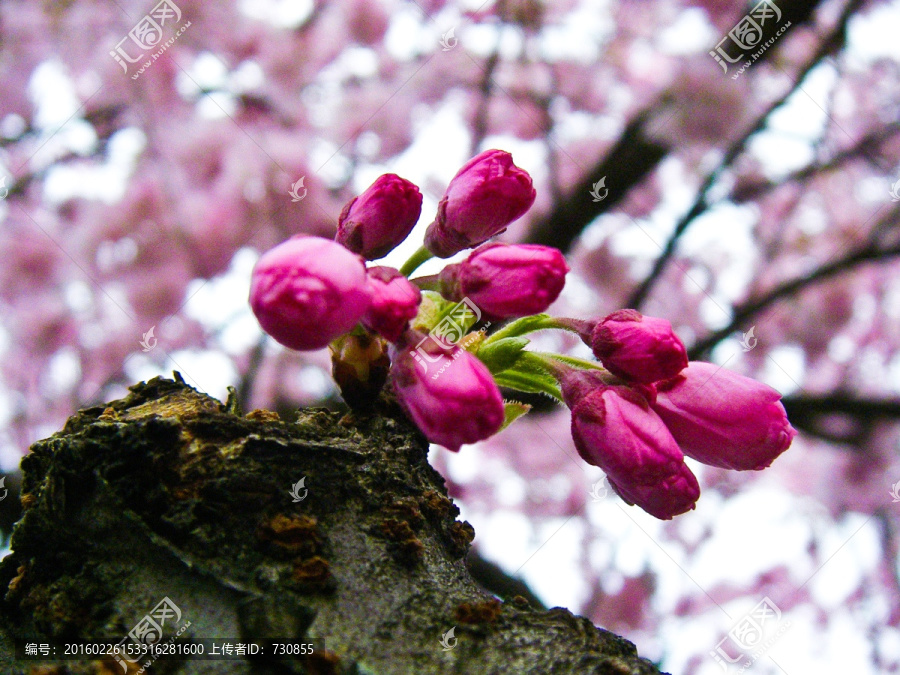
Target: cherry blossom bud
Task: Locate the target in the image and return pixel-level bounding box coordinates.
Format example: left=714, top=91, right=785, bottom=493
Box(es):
left=560, top=369, right=684, bottom=484
left=250, top=236, right=371, bottom=351
left=336, top=174, right=423, bottom=260
left=608, top=462, right=700, bottom=520
left=391, top=331, right=505, bottom=452
left=362, top=266, right=422, bottom=343
left=590, top=310, right=688, bottom=384
left=424, top=149, right=536, bottom=258
left=652, top=362, right=796, bottom=470
left=439, top=243, right=569, bottom=319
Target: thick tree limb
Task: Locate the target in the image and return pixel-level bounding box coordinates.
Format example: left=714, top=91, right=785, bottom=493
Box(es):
left=0, top=376, right=663, bottom=674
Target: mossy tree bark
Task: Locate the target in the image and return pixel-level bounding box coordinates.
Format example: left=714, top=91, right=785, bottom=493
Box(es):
left=0, top=376, right=664, bottom=675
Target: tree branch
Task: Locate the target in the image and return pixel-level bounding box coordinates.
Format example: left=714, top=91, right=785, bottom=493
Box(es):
left=627, top=0, right=867, bottom=309
left=0, top=376, right=663, bottom=675
left=526, top=109, right=669, bottom=252
left=688, top=219, right=900, bottom=359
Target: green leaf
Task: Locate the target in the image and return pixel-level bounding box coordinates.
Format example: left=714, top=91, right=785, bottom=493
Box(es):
left=477, top=337, right=530, bottom=374
left=499, top=401, right=532, bottom=431
left=494, top=370, right=563, bottom=401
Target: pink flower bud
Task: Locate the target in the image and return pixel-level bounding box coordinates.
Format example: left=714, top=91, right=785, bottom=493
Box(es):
left=439, top=243, right=569, bottom=319
left=590, top=310, right=688, bottom=384
left=362, top=266, right=422, bottom=343
left=560, top=369, right=684, bottom=484
left=336, top=174, right=423, bottom=260
left=652, top=362, right=796, bottom=470
left=424, top=149, right=536, bottom=258
left=391, top=331, right=505, bottom=452
left=250, top=236, right=371, bottom=351
left=608, top=462, right=700, bottom=520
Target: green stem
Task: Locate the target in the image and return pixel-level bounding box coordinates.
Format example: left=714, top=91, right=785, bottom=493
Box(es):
left=399, top=246, right=434, bottom=277
left=530, top=352, right=607, bottom=373
left=481, top=315, right=558, bottom=346
left=481, top=314, right=591, bottom=347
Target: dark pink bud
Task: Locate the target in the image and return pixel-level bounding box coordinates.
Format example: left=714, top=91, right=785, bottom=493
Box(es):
left=591, top=310, right=688, bottom=384
left=424, top=149, right=536, bottom=258
left=608, top=462, right=700, bottom=520
left=391, top=331, right=505, bottom=452
left=652, top=362, right=796, bottom=470
left=250, top=236, right=371, bottom=351
left=336, top=174, right=423, bottom=260
left=362, top=266, right=422, bottom=343
left=561, top=370, right=684, bottom=485
left=440, top=243, right=569, bottom=319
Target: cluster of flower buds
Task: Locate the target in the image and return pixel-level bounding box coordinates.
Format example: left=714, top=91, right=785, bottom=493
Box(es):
left=549, top=310, right=796, bottom=518
left=250, top=149, right=544, bottom=449
left=249, top=150, right=796, bottom=519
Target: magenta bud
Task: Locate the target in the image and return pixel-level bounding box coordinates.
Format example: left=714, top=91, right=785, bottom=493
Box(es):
left=590, top=310, right=688, bottom=384
left=362, top=266, right=422, bottom=343
left=250, top=236, right=371, bottom=351
left=336, top=173, right=423, bottom=260
left=424, top=149, right=536, bottom=258
left=560, top=369, right=684, bottom=485
left=439, top=243, right=569, bottom=319
left=652, top=362, right=796, bottom=471
left=608, top=462, right=700, bottom=520
left=391, top=331, right=505, bottom=452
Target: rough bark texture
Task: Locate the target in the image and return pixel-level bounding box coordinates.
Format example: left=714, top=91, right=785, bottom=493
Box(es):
left=0, top=375, right=664, bottom=675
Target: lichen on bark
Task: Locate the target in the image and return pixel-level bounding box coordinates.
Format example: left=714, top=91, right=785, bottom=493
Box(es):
left=0, top=375, right=664, bottom=674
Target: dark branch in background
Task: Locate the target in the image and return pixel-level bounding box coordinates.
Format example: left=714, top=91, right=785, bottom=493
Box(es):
left=688, top=206, right=900, bottom=359
left=732, top=122, right=900, bottom=203
left=467, top=551, right=547, bottom=610
left=627, top=0, right=864, bottom=310
left=524, top=0, right=829, bottom=257
left=526, top=109, right=668, bottom=252
left=470, top=50, right=501, bottom=156
left=781, top=395, right=900, bottom=445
